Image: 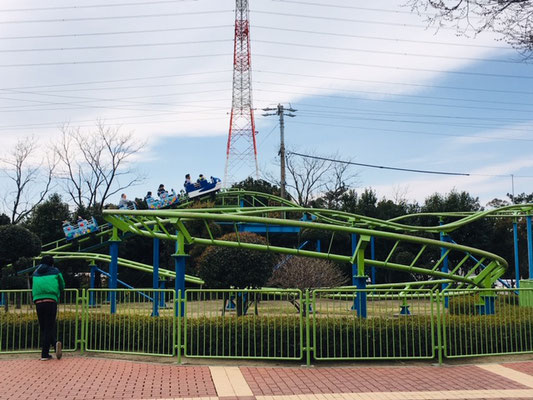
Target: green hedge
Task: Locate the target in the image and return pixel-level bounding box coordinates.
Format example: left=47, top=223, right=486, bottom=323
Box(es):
left=0, top=312, right=78, bottom=352
left=2, top=311, right=533, bottom=359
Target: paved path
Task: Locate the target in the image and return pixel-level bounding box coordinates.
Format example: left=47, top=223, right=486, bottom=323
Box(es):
left=0, top=357, right=532, bottom=400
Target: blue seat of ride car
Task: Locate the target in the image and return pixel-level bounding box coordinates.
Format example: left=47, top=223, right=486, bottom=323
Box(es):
left=185, top=182, right=197, bottom=193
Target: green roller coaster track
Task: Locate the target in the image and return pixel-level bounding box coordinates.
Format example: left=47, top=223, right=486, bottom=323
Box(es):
left=29, top=189, right=533, bottom=291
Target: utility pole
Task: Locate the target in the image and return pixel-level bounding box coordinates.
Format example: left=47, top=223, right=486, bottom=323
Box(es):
left=263, top=104, right=297, bottom=199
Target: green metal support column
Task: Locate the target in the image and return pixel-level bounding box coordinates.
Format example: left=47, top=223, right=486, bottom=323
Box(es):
left=152, top=235, right=160, bottom=317
left=513, top=219, right=520, bottom=288
left=526, top=215, right=533, bottom=279
left=173, top=231, right=187, bottom=317
left=351, top=235, right=370, bottom=318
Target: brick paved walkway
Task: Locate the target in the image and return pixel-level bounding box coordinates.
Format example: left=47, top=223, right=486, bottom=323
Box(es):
left=0, top=356, right=532, bottom=400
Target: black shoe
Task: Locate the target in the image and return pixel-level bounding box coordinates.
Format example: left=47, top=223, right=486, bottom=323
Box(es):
left=40, top=355, right=53, bottom=361
left=55, top=341, right=62, bottom=360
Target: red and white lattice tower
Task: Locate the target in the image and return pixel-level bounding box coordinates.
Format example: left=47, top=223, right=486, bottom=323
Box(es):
left=223, top=0, right=259, bottom=187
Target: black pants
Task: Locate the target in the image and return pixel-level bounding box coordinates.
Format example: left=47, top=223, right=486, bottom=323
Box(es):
left=36, top=301, right=57, bottom=358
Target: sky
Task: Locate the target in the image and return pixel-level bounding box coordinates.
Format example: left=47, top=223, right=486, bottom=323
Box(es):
left=1, top=0, right=533, bottom=210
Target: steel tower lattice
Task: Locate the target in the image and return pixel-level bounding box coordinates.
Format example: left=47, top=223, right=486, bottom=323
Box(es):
left=223, top=0, right=259, bottom=187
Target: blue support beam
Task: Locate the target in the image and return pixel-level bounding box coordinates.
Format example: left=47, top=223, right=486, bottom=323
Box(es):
left=109, top=239, right=119, bottom=314
left=513, top=220, right=520, bottom=288
left=316, top=239, right=321, bottom=253
left=152, top=237, right=160, bottom=317
left=89, top=263, right=97, bottom=307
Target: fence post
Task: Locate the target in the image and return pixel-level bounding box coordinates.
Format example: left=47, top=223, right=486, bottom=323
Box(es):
left=305, top=289, right=311, bottom=366
left=78, top=289, right=87, bottom=354
left=435, top=290, right=443, bottom=365
left=176, top=289, right=182, bottom=364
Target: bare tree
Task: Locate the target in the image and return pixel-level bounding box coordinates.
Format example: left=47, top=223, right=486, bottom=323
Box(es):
left=54, top=122, right=145, bottom=211
left=407, top=0, right=533, bottom=58
left=273, top=150, right=357, bottom=207
left=0, top=137, right=55, bottom=224
left=268, top=257, right=349, bottom=290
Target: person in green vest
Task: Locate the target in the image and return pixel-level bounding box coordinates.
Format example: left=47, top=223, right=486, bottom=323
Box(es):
left=32, top=255, right=65, bottom=361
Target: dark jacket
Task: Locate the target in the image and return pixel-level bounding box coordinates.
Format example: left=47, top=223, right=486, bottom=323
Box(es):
left=32, top=264, right=65, bottom=302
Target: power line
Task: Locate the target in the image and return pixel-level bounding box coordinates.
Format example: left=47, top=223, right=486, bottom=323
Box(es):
left=0, top=39, right=231, bottom=53
left=255, top=54, right=533, bottom=80
left=288, top=152, right=533, bottom=178
left=269, top=0, right=417, bottom=15
left=289, top=120, right=533, bottom=143
left=0, top=53, right=230, bottom=68
left=296, top=110, right=533, bottom=133
left=0, top=25, right=232, bottom=41
left=288, top=151, right=470, bottom=176
left=254, top=26, right=506, bottom=50
left=254, top=80, right=533, bottom=109
left=253, top=10, right=475, bottom=32
left=0, top=70, right=231, bottom=91
left=254, top=39, right=520, bottom=65
left=255, top=88, right=533, bottom=114
left=0, top=0, right=199, bottom=13
left=255, top=69, right=533, bottom=96
left=0, top=10, right=232, bottom=24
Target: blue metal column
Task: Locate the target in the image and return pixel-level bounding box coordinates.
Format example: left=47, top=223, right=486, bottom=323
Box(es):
left=173, top=231, right=187, bottom=317
left=89, top=262, right=97, bottom=307
left=370, top=236, right=376, bottom=285
left=0, top=292, right=4, bottom=307
left=513, top=220, right=520, bottom=288
left=526, top=215, right=533, bottom=279
left=109, top=231, right=120, bottom=314
left=152, top=236, right=160, bottom=317
left=316, top=239, right=321, bottom=253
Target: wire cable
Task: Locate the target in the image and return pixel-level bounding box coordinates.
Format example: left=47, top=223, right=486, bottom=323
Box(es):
left=253, top=26, right=506, bottom=50
left=255, top=69, right=533, bottom=96
left=255, top=54, right=533, bottom=80
left=0, top=10, right=232, bottom=24
left=0, top=25, right=232, bottom=41
left=288, top=151, right=533, bottom=178
left=0, top=39, right=231, bottom=53
left=0, top=53, right=230, bottom=68
left=0, top=0, right=199, bottom=13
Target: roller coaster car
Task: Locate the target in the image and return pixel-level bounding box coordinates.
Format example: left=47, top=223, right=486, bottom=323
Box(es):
left=146, top=189, right=180, bottom=209
left=119, top=201, right=137, bottom=211
left=63, top=217, right=99, bottom=241
left=185, top=176, right=222, bottom=199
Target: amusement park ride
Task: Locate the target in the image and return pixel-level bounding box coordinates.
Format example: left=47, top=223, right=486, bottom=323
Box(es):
left=25, top=187, right=533, bottom=319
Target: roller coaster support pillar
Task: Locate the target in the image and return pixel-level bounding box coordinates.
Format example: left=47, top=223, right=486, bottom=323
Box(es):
left=109, top=230, right=120, bottom=314
left=89, top=262, right=97, bottom=307
left=351, top=234, right=370, bottom=318
left=439, top=221, right=450, bottom=308
left=526, top=215, right=533, bottom=279
left=173, top=231, right=187, bottom=317
left=513, top=220, right=520, bottom=288
left=152, top=236, right=160, bottom=317
left=316, top=239, right=321, bottom=253
left=0, top=292, right=4, bottom=307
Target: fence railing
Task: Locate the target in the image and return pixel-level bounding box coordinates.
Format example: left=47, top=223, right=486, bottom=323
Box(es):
left=85, top=289, right=176, bottom=357
left=1, top=287, right=532, bottom=364
left=184, top=289, right=303, bottom=360
left=442, top=288, right=533, bottom=358
left=312, top=289, right=436, bottom=360
left=0, top=289, right=79, bottom=354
